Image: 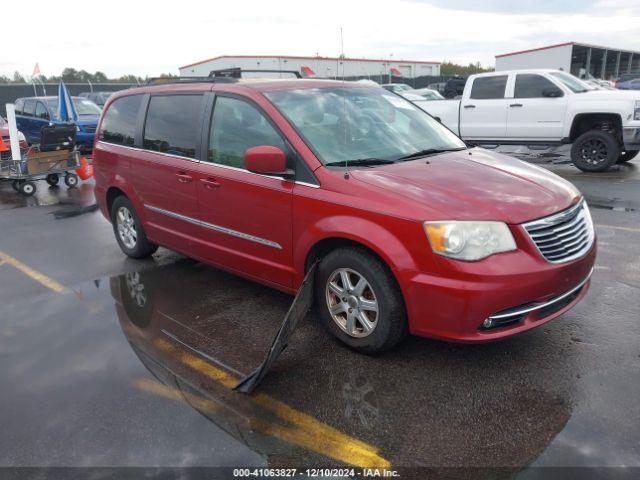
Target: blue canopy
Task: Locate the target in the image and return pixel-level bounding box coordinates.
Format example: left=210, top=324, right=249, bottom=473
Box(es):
left=57, top=81, right=78, bottom=122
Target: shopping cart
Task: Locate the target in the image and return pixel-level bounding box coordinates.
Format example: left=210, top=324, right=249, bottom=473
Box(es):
left=0, top=124, right=82, bottom=196
left=0, top=149, right=81, bottom=196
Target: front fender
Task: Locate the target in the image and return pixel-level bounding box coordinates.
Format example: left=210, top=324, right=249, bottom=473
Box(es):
left=293, top=215, right=423, bottom=285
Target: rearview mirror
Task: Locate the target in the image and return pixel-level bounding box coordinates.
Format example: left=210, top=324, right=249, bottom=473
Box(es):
left=244, top=146, right=293, bottom=177
left=542, top=88, right=563, bottom=98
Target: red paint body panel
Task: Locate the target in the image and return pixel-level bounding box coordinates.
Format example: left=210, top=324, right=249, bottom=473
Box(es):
left=94, top=79, right=596, bottom=343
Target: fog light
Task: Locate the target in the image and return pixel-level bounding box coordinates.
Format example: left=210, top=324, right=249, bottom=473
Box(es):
left=482, top=318, right=493, bottom=329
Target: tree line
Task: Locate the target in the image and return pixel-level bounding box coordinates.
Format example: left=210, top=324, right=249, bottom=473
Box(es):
left=0, top=68, right=178, bottom=84
left=440, top=61, right=493, bottom=76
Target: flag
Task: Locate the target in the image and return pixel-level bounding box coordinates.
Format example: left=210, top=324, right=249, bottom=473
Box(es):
left=57, top=81, right=79, bottom=122
left=32, top=63, right=41, bottom=77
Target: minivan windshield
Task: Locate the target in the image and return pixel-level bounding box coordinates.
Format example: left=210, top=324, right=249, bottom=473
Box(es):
left=266, top=87, right=466, bottom=165
left=46, top=97, right=102, bottom=117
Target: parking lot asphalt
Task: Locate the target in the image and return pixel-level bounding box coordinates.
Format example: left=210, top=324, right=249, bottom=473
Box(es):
left=0, top=156, right=639, bottom=477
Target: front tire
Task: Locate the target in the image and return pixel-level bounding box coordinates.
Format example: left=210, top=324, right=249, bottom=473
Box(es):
left=571, top=131, right=620, bottom=172
left=110, top=196, right=158, bottom=259
left=19, top=181, right=36, bottom=196
left=315, top=247, right=407, bottom=354
left=618, top=150, right=639, bottom=163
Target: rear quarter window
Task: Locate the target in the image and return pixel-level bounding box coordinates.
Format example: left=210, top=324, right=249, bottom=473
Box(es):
left=470, top=76, right=508, bottom=100
left=99, top=95, right=143, bottom=146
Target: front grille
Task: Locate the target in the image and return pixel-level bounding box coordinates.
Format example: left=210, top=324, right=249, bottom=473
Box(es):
left=523, top=200, right=594, bottom=263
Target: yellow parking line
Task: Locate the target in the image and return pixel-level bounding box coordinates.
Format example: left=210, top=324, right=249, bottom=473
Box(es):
left=153, top=337, right=390, bottom=468
left=595, top=224, right=640, bottom=234
left=0, top=250, right=67, bottom=293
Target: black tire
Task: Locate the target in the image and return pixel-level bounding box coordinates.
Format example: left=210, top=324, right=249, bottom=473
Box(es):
left=617, top=150, right=639, bottom=163
left=19, top=181, right=36, bottom=196
left=110, top=196, right=158, bottom=259
left=571, top=130, right=620, bottom=172
left=64, top=173, right=79, bottom=188
left=46, top=173, right=59, bottom=186
left=315, top=247, right=407, bottom=354
left=11, top=180, right=21, bottom=192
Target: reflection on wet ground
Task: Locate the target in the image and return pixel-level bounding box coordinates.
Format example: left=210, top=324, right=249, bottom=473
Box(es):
left=1, top=258, right=638, bottom=474
left=0, top=179, right=96, bottom=211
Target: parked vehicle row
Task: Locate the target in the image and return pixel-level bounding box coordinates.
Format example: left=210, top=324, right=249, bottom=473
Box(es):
left=94, top=74, right=596, bottom=354
left=418, top=69, right=640, bottom=171
left=13, top=96, right=102, bottom=152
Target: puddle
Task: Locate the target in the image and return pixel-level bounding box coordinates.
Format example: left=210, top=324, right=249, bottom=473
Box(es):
left=0, top=260, right=638, bottom=472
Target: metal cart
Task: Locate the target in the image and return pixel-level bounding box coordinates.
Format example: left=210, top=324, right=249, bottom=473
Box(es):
left=0, top=149, right=81, bottom=196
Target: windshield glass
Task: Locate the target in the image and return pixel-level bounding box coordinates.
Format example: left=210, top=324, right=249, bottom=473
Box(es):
left=549, top=72, right=590, bottom=93
left=46, top=97, right=102, bottom=117
left=266, top=87, right=465, bottom=165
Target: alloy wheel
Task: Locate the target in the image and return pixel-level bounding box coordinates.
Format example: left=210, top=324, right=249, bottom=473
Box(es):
left=579, top=139, right=608, bottom=166
left=325, top=268, right=379, bottom=338
left=116, top=206, right=137, bottom=249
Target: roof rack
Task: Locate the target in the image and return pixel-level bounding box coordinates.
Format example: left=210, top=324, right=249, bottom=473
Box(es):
left=208, top=68, right=302, bottom=79
left=145, top=76, right=237, bottom=85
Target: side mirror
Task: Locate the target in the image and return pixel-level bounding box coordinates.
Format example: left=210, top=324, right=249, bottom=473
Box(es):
left=542, top=88, right=563, bottom=98
left=244, top=146, right=293, bottom=177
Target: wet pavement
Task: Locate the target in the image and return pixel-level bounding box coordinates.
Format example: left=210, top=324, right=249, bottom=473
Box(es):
left=0, top=156, right=639, bottom=478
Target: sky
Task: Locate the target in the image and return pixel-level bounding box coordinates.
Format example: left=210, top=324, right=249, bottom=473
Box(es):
left=2, top=0, right=639, bottom=79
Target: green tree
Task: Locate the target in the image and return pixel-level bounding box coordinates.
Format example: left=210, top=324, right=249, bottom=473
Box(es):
left=440, top=61, right=493, bottom=76
left=12, top=71, right=26, bottom=83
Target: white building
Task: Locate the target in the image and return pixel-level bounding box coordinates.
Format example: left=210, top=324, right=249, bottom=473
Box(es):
left=179, top=55, right=440, bottom=79
left=495, top=42, right=640, bottom=80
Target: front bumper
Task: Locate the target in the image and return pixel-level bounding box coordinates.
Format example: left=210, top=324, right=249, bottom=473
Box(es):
left=623, top=127, right=640, bottom=150
left=399, top=237, right=596, bottom=342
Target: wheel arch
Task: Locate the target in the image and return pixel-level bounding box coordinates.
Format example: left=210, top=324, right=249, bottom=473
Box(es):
left=295, top=216, right=423, bottom=304
left=569, top=113, right=623, bottom=143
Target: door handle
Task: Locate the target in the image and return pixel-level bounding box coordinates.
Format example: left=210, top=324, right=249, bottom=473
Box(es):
left=510, top=103, right=523, bottom=108
left=200, top=177, right=221, bottom=189
left=463, top=104, right=476, bottom=109
left=175, top=173, right=193, bottom=183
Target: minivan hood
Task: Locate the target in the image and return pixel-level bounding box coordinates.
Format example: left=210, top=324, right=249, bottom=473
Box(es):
left=76, top=116, right=99, bottom=126
left=350, top=149, right=581, bottom=224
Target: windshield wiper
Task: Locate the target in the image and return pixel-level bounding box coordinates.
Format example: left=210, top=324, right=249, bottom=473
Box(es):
left=395, top=147, right=467, bottom=161
left=325, top=158, right=395, bottom=167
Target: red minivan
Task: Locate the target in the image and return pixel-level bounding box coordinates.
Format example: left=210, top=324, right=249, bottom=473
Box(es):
left=93, top=74, right=596, bottom=353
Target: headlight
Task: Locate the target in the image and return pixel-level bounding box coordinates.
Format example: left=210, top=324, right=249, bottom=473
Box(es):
left=424, top=221, right=516, bottom=261
left=635, top=100, right=640, bottom=121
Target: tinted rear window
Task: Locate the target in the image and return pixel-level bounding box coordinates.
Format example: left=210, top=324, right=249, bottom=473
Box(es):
left=470, top=76, right=508, bottom=99
left=143, top=95, right=202, bottom=158
left=99, top=94, right=143, bottom=146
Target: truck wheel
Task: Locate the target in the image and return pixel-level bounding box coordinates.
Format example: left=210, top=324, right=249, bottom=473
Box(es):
left=110, top=196, right=158, bottom=259
left=617, top=150, right=639, bottom=163
left=11, top=180, right=21, bottom=192
left=571, top=131, right=620, bottom=172
left=315, top=247, right=407, bottom=354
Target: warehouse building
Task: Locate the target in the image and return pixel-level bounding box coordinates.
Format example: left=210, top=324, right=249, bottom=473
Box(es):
left=179, top=55, right=441, bottom=78
left=495, top=42, right=640, bottom=80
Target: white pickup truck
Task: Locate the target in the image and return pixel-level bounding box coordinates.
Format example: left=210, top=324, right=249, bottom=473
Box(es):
left=418, top=69, right=640, bottom=172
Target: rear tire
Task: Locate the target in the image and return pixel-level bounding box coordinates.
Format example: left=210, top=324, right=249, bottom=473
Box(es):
left=617, top=150, right=639, bottom=163
left=315, top=247, right=407, bottom=354
left=110, top=196, right=158, bottom=259
left=571, top=131, right=620, bottom=172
